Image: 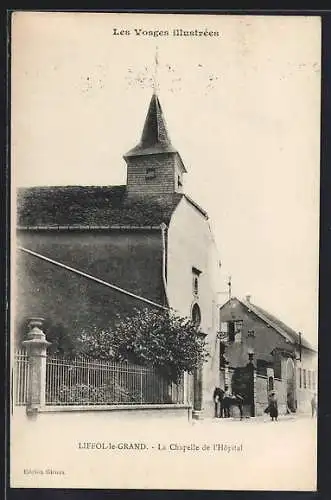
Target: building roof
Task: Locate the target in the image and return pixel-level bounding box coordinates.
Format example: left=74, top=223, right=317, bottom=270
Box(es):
left=220, top=297, right=316, bottom=352
left=16, top=94, right=213, bottom=228
left=124, top=93, right=187, bottom=172
left=16, top=185, right=184, bottom=228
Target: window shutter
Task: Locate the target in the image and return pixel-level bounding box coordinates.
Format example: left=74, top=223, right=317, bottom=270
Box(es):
left=234, top=320, right=243, bottom=342
left=235, top=332, right=242, bottom=343
left=220, top=321, right=228, bottom=333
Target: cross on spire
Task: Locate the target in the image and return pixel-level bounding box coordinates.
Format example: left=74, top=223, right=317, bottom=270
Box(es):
left=228, top=276, right=232, bottom=300
left=153, top=46, right=159, bottom=94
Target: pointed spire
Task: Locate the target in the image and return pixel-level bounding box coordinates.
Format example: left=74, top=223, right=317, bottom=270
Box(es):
left=124, top=51, right=187, bottom=173
left=124, top=93, right=179, bottom=158
left=141, top=93, right=171, bottom=147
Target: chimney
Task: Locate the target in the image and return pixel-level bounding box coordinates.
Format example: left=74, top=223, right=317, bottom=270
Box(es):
left=246, top=294, right=251, bottom=303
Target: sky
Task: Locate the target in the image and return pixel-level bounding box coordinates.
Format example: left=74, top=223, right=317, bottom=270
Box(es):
left=11, top=13, right=321, bottom=345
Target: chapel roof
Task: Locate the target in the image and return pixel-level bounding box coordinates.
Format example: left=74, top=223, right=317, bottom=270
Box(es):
left=16, top=185, right=184, bottom=228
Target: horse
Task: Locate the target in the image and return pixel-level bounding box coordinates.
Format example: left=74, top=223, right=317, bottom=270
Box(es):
left=213, top=386, right=244, bottom=420
left=221, top=392, right=244, bottom=420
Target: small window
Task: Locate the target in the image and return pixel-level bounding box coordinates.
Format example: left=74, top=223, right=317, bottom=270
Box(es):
left=145, top=167, right=156, bottom=180
left=312, top=371, right=316, bottom=391
left=220, top=321, right=228, bottom=338
left=228, top=321, right=235, bottom=342
left=219, top=320, right=242, bottom=343
left=298, top=367, right=302, bottom=389
left=192, top=267, right=201, bottom=296
left=234, top=320, right=243, bottom=343
left=193, top=277, right=199, bottom=295
left=308, top=370, right=312, bottom=389
left=303, top=369, right=307, bottom=389
left=177, top=175, right=183, bottom=188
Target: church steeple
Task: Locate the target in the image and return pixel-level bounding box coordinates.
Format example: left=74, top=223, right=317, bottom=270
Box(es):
left=124, top=93, right=179, bottom=158
left=124, top=92, right=187, bottom=198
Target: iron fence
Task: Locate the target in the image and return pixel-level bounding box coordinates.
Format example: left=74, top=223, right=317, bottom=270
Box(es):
left=45, top=355, right=185, bottom=406
left=14, top=348, right=30, bottom=405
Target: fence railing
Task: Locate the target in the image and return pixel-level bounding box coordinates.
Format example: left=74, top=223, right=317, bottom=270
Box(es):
left=45, top=355, right=184, bottom=406
left=13, top=347, right=186, bottom=408
left=14, top=348, right=30, bottom=406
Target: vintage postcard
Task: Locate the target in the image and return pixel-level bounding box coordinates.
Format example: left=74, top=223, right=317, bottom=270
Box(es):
left=10, top=11, right=320, bottom=491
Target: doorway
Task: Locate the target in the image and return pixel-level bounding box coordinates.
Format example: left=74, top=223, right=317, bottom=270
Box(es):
left=286, top=357, right=296, bottom=412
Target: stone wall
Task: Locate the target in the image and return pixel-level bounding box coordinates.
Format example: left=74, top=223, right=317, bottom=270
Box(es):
left=255, top=375, right=286, bottom=416
left=13, top=404, right=192, bottom=425
left=15, top=229, right=164, bottom=346
left=255, top=374, right=269, bottom=416
left=274, top=378, right=287, bottom=415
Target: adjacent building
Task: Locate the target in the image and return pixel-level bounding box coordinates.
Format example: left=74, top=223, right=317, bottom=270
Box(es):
left=218, top=296, right=317, bottom=416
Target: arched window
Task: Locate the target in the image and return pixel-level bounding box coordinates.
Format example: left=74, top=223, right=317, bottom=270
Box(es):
left=192, top=303, right=201, bottom=328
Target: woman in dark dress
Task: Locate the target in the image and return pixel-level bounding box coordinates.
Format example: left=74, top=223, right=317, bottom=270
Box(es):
left=268, top=391, right=278, bottom=422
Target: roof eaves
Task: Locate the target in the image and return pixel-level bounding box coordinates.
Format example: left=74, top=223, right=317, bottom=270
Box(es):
left=246, top=302, right=316, bottom=352
left=239, top=298, right=295, bottom=344
left=183, top=195, right=209, bottom=219
left=123, top=144, right=178, bottom=158
left=176, top=152, right=187, bottom=173
left=218, top=297, right=234, bottom=311
left=219, top=297, right=316, bottom=353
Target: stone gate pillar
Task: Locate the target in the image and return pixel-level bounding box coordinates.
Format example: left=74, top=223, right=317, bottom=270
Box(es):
left=252, top=368, right=257, bottom=417
left=192, top=331, right=207, bottom=420
left=192, top=365, right=203, bottom=419
left=224, top=365, right=230, bottom=388
left=247, top=350, right=256, bottom=417
left=22, top=317, right=51, bottom=417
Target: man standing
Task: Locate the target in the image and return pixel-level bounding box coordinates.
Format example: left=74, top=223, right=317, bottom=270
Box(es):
left=222, top=385, right=232, bottom=418
left=213, top=387, right=223, bottom=418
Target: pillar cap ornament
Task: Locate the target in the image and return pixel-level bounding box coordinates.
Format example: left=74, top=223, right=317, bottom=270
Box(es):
left=22, top=317, right=51, bottom=348
left=27, top=317, right=45, bottom=330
